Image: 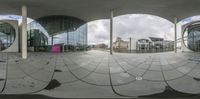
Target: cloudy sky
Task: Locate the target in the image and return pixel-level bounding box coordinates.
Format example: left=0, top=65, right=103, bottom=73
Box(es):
left=1, top=14, right=200, bottom=46
left=88, top=14, right=200, bottom=45
left=88, top=14, right=175, bottom=45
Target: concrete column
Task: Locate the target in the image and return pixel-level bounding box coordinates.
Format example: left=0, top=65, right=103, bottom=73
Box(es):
left=174, top=17, right=178, bottom=53
left=51, top=35, right=54, bottom=45
left=62, top=44, right=65, bottom=52
left=67, top=32, right=69, bottom=51
left=22, top=5, right=27, bottom=59
left=110, top=9, right=114, bottom=55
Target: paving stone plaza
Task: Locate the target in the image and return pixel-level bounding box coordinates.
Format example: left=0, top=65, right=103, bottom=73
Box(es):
left=0, top=50, right=200, bottom=98
left=2, top=0, right=200, bottom=98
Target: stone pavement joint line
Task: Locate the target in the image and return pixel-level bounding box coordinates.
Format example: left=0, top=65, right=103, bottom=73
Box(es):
left=0, top=50, right=200, bottom=98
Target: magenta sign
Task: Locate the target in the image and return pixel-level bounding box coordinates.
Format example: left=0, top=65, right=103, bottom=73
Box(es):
left=51, top=44, right=61, bottom=53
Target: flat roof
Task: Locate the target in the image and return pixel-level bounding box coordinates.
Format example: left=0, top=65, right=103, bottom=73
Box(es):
left=149, top=37, right=164, bottom=41
left=0, top=0, right=200, bottom=22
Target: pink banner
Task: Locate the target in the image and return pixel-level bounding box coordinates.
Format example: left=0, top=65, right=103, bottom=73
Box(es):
left=51, top=44, right=61, bottom=53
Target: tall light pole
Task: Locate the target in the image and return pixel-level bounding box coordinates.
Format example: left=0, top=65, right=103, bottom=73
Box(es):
left=130, top=37, right=131, bottom=53
left=174, top=17, right=178, bottom=53
left=110, top=9, right=114, bottom=55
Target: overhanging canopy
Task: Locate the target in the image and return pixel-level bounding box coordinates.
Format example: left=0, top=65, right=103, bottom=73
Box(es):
left=0, top=0, right=200, bottom=22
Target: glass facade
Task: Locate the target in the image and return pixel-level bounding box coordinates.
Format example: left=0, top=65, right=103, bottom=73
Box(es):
left=0, top=22, right=15, bottom=51
left=187, top=24, right=200, bottom=52
left=27, top=15, right=87, bottom=52
left=136, top=38, right=174, bottom=53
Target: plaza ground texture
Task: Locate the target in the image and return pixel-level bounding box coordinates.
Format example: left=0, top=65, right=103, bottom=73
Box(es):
left=0, top=50, right=200, bottom=99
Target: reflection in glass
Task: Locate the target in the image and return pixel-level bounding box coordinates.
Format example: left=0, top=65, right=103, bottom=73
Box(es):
left=27, top=29, right=49, bottom=52
left=0, top=22, right=15, bottom=51
left=184, top=23, right=200, bottom=52
left=27, top=15, right=87, bottom=52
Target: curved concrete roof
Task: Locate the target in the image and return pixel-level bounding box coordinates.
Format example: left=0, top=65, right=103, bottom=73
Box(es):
left=0, top=0, right=200, bottom=22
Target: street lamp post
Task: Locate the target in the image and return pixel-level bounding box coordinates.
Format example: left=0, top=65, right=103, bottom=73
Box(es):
left=174, top=17, right=178, bottom=53
left=110, top=9, right=114, bottom=55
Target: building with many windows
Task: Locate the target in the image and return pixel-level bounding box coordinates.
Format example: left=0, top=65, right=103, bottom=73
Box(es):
left=136, top=37, right=174, bottom=53
left=112, top=37, right=174, bottom=53
left=0, top=0, right=200, bottom=57
left=27, top=15, right=87, bottom=52
left=182, top=21, right=200, bottom=52
left=149, top=37, right=164, bottom=50
left=136, top=39, right=151, bottom=51
left=0, top=15, right=88, bottom=52
left=113, top=37, right=129, bottom=52
left=187, top=24, right=200, bottom=52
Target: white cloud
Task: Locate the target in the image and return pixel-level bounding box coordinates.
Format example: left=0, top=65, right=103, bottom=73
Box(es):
left=88, top=19, right=110, bottom=45
left=0, top=14, right=179, bottom=46
left=0, top=15, right=20, bottom=20
left=0, top=15, right=34, bottom=25
left=88, top=14, right=174, bottom=45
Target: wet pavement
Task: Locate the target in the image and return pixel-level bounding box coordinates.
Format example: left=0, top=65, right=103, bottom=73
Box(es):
left=0, top=50, right=200, bottom=98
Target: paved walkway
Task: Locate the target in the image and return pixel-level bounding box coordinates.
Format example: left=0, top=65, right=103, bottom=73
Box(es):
left=0, top=50, right=200, bottom=98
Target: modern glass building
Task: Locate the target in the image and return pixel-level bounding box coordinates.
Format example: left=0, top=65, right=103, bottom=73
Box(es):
left=187, top=24, right=200, bottom=52
left=136, top=37, right=174, bottom=53
left=0, top=22, right=15, bottom=51
left=27, top=15, right=87, bottom=52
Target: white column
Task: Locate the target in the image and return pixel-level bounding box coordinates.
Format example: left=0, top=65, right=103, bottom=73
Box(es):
left=22, top=5, right=27, bottom=59
left=174, top=17, right=178, bottom=53
left=110, top=9, right=114, bottom=55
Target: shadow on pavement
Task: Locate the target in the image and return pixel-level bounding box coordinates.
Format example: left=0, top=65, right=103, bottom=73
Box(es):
left=1, top=94, right=200, bottom=99
left=139, top=86, right=199, bottom=98
left=44, top=79, right=61, bottom=90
